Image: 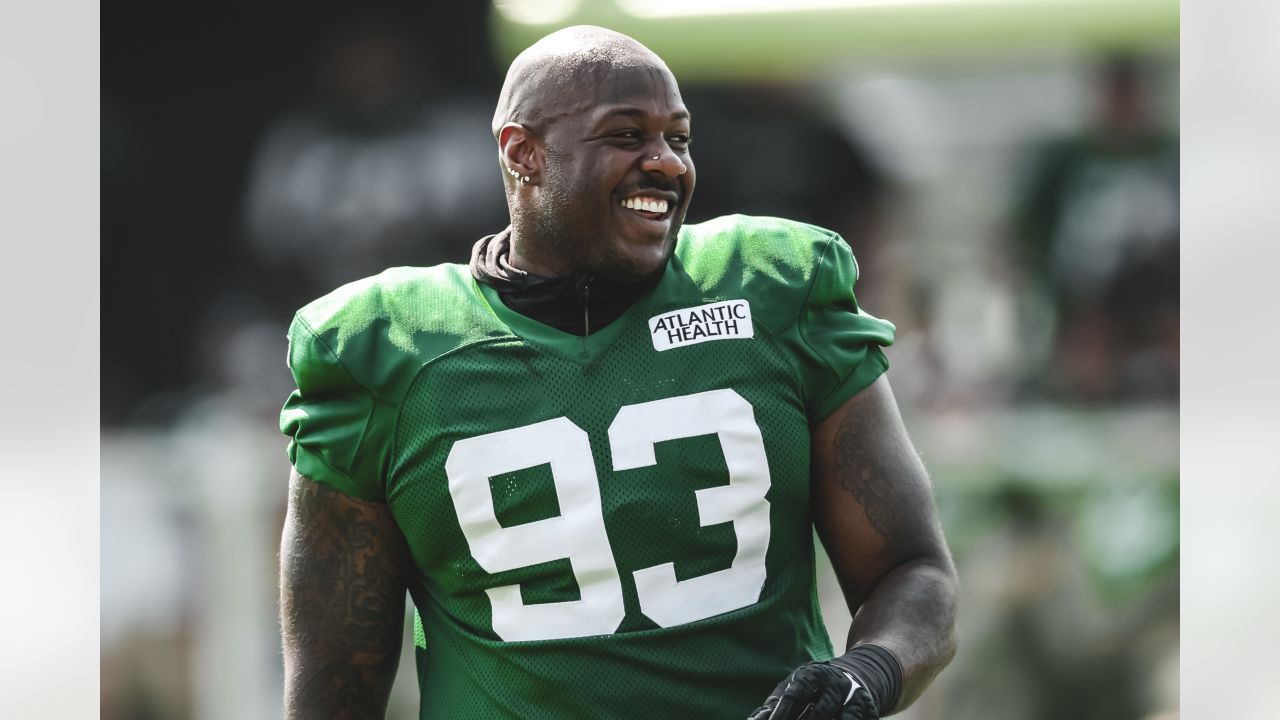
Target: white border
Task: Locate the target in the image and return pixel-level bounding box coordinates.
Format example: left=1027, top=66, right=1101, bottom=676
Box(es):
left=1182, top=0, right=1280, bottom=717
left=0, top=0, right=100, bottom=715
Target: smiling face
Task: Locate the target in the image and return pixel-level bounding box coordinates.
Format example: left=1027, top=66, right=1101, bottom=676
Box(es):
left=516, top=61, right=696, bottom=281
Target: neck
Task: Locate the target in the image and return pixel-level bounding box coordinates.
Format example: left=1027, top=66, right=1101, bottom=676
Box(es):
left=470, top=230, right=663, bottom=336
left=507, top=237, right=568, bottom=278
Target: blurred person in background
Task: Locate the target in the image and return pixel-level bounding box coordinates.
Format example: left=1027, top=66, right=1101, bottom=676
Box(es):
left=277, top=25, right=956, bottom=720
left=1012, top=54, right=1178, bottom=403
left=242, top=15, right=505, bottom=313
left=942, top=483, right=1175, bottom=720
left=683, top=82, right=893, bottom=276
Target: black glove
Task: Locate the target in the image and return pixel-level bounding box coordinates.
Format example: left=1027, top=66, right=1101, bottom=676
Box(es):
left=745, top=645, right=901, bottom=720
left=745, top=661, right=879, bottom=720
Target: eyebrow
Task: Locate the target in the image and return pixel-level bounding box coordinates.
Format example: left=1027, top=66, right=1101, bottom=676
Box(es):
left=596, top=106, right=691, bottom=123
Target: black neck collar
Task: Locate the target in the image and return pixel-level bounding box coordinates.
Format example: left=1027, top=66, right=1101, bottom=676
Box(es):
left=469, top=229, right=662, bottom=337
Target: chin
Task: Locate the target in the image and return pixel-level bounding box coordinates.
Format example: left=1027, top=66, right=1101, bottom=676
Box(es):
left=600, top=241, right=673, bottom=282
left=639, top=232, right=683, bottom=275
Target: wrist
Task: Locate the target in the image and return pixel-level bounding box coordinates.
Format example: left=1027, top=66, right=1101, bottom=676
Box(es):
left=828, top=644, right=903, bottom=715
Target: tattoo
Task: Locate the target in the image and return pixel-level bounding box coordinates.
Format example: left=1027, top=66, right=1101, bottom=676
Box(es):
left=831, top=405, right=923, bottom=543
left=821, top=383, right=958, bottom=713
left=280, top=476, right=409, bottom=719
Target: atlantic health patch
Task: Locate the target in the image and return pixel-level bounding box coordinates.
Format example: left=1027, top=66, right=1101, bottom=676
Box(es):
left=648, top=299, right=753, bottom=352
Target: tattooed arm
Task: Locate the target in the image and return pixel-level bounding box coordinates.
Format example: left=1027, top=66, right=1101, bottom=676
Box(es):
left=810, top=374, right=958, bottom=713
left=279, top=470, right=413, bottom=719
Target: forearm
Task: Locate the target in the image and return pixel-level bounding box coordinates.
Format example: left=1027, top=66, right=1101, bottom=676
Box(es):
left=281, top=587, right=405, bottom=719
left=845, top=556, right=958, bottom=713
left=751, top=556, right=956, bottom=720
left=280, top=474, right=410, bottom=719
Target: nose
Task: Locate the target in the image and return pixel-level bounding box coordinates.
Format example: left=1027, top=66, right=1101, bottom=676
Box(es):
left=641, top=145, right=688, bottom=177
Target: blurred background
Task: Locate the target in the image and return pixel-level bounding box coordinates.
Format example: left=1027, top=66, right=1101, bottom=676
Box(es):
left=101, top=1, right=1179, bottom=718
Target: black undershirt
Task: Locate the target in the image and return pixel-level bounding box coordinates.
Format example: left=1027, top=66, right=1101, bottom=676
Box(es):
left=469, top=228, right=662, bottom=336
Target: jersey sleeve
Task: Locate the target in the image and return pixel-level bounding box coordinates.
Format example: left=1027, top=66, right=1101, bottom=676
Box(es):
left=787, top=233, right=896, bottom=423
left=279, top=313, right=393, bottom=502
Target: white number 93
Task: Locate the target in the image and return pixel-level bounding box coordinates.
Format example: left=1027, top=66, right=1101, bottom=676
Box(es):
left=444, top=388, right=772, bottom=642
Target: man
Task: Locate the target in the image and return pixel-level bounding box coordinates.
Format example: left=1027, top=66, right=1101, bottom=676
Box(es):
left=279, top=26, right=957, bottom=720
left=1013, top=53, right=1178, bottom=402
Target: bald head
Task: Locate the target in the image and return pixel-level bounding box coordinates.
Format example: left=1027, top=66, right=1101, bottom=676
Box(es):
left=492, top=26, right=673, bottom=138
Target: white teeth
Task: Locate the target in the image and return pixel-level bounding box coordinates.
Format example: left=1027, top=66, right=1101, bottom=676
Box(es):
left=620, top=197, right=670, bottom=214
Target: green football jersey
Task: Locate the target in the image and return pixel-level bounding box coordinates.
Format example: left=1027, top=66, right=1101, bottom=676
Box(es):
left=280, top=215, right=895, bottom=719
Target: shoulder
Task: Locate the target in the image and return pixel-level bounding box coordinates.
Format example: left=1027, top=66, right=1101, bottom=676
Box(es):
left=288, top=264, right=495, bottom=399
left=295, top=264, right=470, bottom=332
left=678, top=214, right=845, bottom=268
left=675, top=215, right=856, bottom=330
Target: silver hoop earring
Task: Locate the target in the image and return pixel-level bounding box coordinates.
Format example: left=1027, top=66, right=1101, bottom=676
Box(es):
left=677, top=165, right=687, bottom=175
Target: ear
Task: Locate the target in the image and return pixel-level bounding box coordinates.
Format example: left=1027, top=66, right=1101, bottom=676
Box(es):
left=498, top=123, right=539, bottom=180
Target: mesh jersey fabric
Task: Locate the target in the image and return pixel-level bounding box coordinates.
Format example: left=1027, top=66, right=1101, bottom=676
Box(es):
left=280, top=214, right=896, bottom=719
